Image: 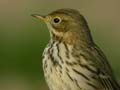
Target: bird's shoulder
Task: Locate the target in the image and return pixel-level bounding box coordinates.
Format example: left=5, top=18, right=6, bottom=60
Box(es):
left=77, top=45, right=120, bottom=89
left=77, top=44, right=113, bottom=75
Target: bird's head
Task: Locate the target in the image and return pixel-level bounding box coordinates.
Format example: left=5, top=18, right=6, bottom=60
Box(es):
left=32, top=9, right=93, bottom=45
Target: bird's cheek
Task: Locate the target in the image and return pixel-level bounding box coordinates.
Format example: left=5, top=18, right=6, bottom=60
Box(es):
left=47, top=23, right=64, bottom=37
left=51, top=24, right=64, bottom=32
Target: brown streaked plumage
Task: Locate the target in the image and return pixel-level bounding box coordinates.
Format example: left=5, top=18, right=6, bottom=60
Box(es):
left=48, top=9, right=94, bottom=45
left=32, top=8, right=120, bottom=90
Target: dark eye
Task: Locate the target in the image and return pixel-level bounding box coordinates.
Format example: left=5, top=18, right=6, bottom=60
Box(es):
left=53, top=17, right=61, bottom=23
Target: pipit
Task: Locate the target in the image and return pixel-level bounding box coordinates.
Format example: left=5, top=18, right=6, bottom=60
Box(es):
left=32, top=8, right=120, bottom=90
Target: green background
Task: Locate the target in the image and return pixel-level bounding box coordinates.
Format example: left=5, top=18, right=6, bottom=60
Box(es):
left=0, top=0, right=120, bottom=90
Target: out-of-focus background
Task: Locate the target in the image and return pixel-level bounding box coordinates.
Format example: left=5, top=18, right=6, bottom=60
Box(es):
left=0, top=0, right=120, bottom=90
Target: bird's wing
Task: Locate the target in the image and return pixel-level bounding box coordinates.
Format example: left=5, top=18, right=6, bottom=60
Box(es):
left=90, top=45, right=120, bottom=90
left=81, top=45, right=120, bottom=90
left=98, top=70, right=120, bottom=90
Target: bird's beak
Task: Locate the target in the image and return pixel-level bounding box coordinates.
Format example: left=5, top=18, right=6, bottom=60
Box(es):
left=31, top=14, right=46, bottom=22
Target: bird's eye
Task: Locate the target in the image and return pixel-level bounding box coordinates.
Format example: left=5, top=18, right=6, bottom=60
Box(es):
left=53, top=17, right=61, bottom=24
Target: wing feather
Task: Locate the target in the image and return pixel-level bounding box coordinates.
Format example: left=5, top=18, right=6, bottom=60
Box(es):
left=81, top=45, right=120, bottom=90
left=99, top=72, right=120, bottom=90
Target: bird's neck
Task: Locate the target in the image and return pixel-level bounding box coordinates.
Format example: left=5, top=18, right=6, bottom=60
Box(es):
left=51, top=30, right=94, bottom=48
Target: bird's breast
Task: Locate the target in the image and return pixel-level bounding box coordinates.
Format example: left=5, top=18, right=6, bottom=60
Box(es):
left=42, top=41, right=100, bottom=90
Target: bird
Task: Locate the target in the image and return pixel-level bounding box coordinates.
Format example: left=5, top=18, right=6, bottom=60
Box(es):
left=32, top=8, right=120, bottom=90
